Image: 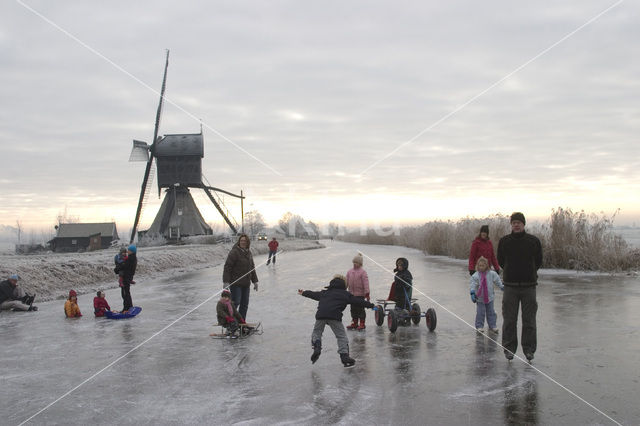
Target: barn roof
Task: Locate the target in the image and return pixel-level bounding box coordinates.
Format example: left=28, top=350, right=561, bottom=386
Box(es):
left=155, top=133, right=204, bottom=157
left=56, top=223, right=118, bottom=239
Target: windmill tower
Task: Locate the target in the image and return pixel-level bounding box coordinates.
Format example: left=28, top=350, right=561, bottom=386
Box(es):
left=128, top=51, right=244, bottom=243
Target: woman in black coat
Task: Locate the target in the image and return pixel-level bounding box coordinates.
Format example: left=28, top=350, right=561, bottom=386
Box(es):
left=223, top=234, right=259, bottom=320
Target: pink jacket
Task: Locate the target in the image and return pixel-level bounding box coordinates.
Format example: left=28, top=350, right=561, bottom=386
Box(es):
left=346, top=267, right=370, bottom=297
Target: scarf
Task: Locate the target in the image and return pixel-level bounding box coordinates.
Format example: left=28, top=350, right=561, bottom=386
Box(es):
left=478, top=271, right=489, bottom=303
left=222, top=298, right=234, bottom=316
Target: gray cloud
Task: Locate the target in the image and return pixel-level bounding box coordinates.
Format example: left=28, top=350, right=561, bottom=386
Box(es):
left=1, top=0, right=639, bottom=227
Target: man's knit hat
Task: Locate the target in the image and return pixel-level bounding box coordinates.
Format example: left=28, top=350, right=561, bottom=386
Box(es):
left=510, top=212, right=526, bottom=225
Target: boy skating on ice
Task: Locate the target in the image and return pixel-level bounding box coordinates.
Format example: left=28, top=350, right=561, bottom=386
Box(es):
left=298, top=275, right=375, bottom=368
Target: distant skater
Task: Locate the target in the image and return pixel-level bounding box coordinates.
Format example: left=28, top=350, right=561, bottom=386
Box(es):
left=119, top=245, right=138, bottom=312
left=64, top=290, right=82, bottom=318
left=470, top=256, right=503, bottom=332
left=266, top=237, right=279, bottom=265
left=346, top=253, right=370, bottom=330
left=498, top=212, right=542, bottom=361
left=468, top=225, right=500, bottom=276
left=298, top=275, right=375, bottom=368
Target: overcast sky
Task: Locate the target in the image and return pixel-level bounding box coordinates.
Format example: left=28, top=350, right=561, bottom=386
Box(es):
left=1, top=0, right=639, bottom=232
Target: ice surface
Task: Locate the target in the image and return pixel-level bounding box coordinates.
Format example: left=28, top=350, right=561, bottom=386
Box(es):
left=1, top=240, right=639, bottom=425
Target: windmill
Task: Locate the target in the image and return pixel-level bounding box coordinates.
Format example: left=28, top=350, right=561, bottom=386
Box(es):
left=128, top=50, right=244, bottom=243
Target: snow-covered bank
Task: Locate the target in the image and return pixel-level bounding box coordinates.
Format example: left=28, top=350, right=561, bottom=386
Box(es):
left=0, top=239, right=323, bottom=302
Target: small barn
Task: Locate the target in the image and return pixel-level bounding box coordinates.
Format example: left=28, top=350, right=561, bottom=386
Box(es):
left=50, top=223, right=119, bottom=252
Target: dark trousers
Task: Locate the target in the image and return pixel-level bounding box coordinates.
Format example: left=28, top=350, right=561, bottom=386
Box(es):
left=502, top=286, right=537, bottom=355
left=230, top=285, right=250, bottom=320
left=350, top=298, right=366, bottom=320
left=121, top=280, right=133, bottom=311
left=267, top=250, right=277, bottom=264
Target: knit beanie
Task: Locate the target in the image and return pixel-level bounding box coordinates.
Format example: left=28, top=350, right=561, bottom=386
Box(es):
left=480, top=225, right=489, bottom=234
left=69, top=289, right=77, bottom=299
left=352, top=253, right=363, bottom=265
left=510, top=212, right=526, bottom=225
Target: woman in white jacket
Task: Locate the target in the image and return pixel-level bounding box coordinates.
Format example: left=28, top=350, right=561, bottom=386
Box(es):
left=470, top=257, right=504, bottom=332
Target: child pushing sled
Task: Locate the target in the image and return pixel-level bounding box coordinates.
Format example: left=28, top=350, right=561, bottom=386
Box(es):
left=298, top=275, right=375, bottom=368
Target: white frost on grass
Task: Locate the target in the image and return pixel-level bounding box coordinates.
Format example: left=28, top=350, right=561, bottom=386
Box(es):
left=0, top=239, right=323, bottom=301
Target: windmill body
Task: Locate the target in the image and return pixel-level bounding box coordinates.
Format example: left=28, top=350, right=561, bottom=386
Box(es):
left=129, top=51, right=243, bottom=243
left=146, top=133, right=212, bottom=239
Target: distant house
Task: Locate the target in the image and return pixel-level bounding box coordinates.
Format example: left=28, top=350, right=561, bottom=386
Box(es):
left=49, top=223, right=119, bottom=252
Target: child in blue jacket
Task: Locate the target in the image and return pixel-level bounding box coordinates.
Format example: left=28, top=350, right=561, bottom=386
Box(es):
left=470, top=256, right=504, bottom=332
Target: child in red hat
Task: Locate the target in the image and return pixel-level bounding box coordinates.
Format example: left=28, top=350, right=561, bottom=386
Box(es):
left=64, top=289, right=82, bottom=318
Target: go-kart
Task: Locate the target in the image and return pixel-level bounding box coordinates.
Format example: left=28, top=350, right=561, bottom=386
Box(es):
left=374, top=295, right=437, bottom=333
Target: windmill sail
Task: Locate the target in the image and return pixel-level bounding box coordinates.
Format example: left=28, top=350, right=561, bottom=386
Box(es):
left=130, top=50, right=170, bottom=244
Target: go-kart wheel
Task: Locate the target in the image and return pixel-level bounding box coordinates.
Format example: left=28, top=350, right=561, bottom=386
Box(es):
left=411, top=303, right=421, bottom=325
left=425, top=308, right=437, bottom=331
left=374, top=305, right=385, bottom=326
left=387, top=309, right=399, bottom=333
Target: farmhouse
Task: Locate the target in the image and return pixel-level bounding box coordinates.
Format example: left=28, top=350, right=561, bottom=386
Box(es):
left=49, top=223, right=119, bottom=252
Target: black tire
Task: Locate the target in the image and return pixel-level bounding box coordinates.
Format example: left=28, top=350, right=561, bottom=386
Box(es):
left=388, top=309, right=399, bottom=333
left=411, top=303, right=421, bottom=325
left=375, top=305, right=385, bottom=326
left=425, top=308, right=437, bottom=331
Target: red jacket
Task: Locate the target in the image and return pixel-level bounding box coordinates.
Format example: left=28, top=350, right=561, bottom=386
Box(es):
left=268, top=240, right=279, bottom=251
left=468, top=237, right=500, bottom=272
left=94, top=297, right=111, bottom=317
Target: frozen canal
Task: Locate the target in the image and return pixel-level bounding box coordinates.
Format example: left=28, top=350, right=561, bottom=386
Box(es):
left=1, top=240, right=639, bottom=425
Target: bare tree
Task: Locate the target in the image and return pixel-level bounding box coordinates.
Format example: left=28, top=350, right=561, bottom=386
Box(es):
left=56, top=206, right=80, bottom=226
left=244, top=210, right=266, bottom=236
left=15, top=220, right=22, bottom=244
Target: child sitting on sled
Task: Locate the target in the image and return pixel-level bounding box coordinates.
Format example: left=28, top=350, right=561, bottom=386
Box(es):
left=298, top=274, right=375, bottom=368
left=216, top=289, right=246, bottom=335
left=93, top=290, right=111, bottom=317
left=64, top=289, right=82, bottom=318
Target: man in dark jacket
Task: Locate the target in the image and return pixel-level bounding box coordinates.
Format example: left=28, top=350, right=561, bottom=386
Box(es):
left=223, top=234, right=259, bottom=320
left=119, top=245, right=137, bottom=311
left=497, top=212, right=543, bottom=361
left=0, top=274, right=37, bottom=311
left=298, top=275, right=375, bottom=368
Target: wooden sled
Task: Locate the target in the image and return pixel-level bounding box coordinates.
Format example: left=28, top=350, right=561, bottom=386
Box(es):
left=210, top=322, right=263, bottom=339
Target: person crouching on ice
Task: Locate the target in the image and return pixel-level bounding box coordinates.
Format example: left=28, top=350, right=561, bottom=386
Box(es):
left=93, top=291, right=111, bottom=317
left=216, top=289, right=246, bottom=335
left=298, top=275, right=375, bottom=368
left=64, top=290, right=82, bottom=318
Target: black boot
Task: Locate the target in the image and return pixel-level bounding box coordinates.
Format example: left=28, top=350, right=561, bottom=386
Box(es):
left=340, top=353, right=355, bottom=368
left=311, top=340, right=322, bottom=364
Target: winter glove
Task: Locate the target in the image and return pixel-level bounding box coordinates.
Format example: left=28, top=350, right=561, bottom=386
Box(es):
left=365, top=293, right=370, bottom=301
left=253, top=282, right=258, bottom=291
left=225, top=316, right=235, bottom=323
left=469, top=270, right=475, bottom=276
left=239, top=318, right=246, bottom=324
left=470, top=291, right=477, bottom=303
